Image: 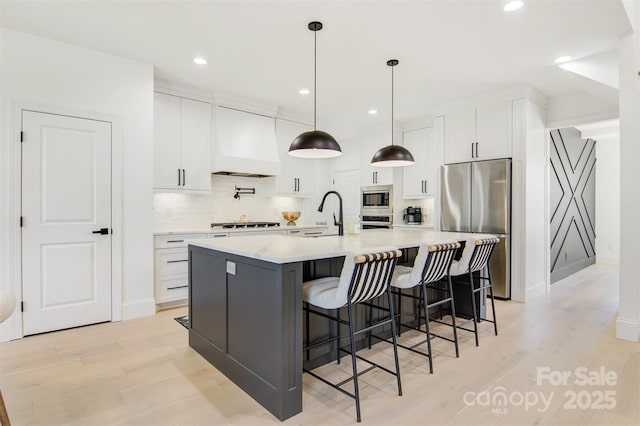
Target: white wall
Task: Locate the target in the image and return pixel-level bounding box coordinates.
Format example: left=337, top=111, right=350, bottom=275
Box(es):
left=0, top=29, right=155, bottom=340
left=547, top=91, right=618, bottom=128
left=595, top=134, right=620, bottom=265
left=617, top=12, right=640, bottom=343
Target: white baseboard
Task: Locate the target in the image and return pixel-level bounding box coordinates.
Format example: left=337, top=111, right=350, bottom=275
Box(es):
left=122, top=298, right=156, bottom=320
left=525, top=281, right=547, bottom=301
left=596, top=255, right=620, bottom=265
left=616, top=317, right=639, bottom=342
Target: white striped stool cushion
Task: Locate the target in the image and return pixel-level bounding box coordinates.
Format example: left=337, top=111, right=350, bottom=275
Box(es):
left=303, top=247, right=400, bottom=310
left=391, top=242, right=460, bottom=289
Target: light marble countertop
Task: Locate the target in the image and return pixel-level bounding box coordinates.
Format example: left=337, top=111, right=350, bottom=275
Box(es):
left=393, top=224, right=436, bottom=229
left=187, top=228, right=495, bottom=264
left=154, top=224, right=329, bottom=236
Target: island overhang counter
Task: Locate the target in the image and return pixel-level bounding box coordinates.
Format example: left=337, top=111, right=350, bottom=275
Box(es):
left=187, top=229, right=495, bottom=421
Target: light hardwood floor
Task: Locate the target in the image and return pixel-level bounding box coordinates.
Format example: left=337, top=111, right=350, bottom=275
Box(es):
left=1, top=264, right=638, bottom=425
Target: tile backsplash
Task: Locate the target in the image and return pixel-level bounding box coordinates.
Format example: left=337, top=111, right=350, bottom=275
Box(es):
left=153, top=175, right=326, bottom=231
left=395, top=198, right=435, bottom=227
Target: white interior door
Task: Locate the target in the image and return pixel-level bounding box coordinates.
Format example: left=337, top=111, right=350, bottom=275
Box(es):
left=22, top=110, right=112, bottom=335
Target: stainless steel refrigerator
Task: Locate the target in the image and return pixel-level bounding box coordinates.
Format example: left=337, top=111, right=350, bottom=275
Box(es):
left=441, top=159, right=511, bottom=299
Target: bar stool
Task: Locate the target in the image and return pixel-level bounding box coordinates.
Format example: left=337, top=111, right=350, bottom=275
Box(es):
left=302, top=248, right=403, bottom=423
left=384, top=242, right=461, bottom=374
left=449, top=237, right=500, bottom=346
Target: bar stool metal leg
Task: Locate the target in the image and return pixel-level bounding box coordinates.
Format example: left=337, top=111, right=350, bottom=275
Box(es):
left=468, top=270, right=479, bottom=346
left=420, top=281, right=434, bottom=374
left=346, top=301, right=362, bottom=423
left=386, top=286, right=403, bottom=396
left=336, top=308, right=341, bottom=364
left=487, top=266, right=498, bottom=336
left=447, top=275, right=460, bottom=357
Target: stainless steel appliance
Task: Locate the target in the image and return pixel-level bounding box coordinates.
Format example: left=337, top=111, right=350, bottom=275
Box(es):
left=361, top=185, right=393, bottom=215
left=403, top=207, right=422, bottom=224
left=361, top=214, right=393, bottom=229
left=441, top=159, right=511, bottom=299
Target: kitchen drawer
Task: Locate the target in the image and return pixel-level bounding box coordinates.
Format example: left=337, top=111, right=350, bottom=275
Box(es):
left=209, top=232, right=230, bottom=238
left=154, top=233, right=207, bottom=249
left=155, top=247, right=189, bottom=275
left=288, top=228, right=329, bottom=237
left=231, top=230, right=287, bottom=237
left=156, top=274, right=189, bottom=304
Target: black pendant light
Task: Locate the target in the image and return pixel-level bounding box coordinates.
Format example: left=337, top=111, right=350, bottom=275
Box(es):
left=289, top=21, right=342, bottom=159
left=371, top=59, right=415, bottom=167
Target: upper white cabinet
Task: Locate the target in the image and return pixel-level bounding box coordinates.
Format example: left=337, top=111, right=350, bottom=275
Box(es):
left=402, top=126, right=437, bottom=198
left=274, top=119, right=316, bottom=196
left=154, top=92, right=212, bottom=192
left=362, top=132, right=395, bottom=186
left=443, top=99, right=512, bottom=164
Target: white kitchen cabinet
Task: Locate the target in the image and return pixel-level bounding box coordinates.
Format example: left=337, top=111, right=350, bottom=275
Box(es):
left=287, top=227, right=329, bottom=237
left=274, top=119, right=316, bottom=196
left=443, top=99, right=511, bottom=164
left=154, top=92, right=212, bottom=192
left=154, top=233, right=207, bottom=307
left=402, top=126, right=438, bottom=198
left=361, top=132, right=395, bottom=186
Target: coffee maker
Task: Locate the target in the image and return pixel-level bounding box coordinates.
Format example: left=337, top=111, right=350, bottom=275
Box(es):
left=403, top=206, right=422, bottom=224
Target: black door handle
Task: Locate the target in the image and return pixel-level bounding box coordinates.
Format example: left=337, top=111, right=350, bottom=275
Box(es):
left=92, top=228, right=109, bottom=235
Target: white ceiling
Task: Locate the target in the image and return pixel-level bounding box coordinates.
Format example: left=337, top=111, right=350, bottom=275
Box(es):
left=0, top=0, right=631, bottom=137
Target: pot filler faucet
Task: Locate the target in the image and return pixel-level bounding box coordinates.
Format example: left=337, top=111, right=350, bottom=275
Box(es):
left=318, top=190, right=344, bottom=236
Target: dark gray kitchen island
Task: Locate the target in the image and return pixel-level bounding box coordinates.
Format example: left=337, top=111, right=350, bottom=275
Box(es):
left=187, top=230, right=492, bottom=420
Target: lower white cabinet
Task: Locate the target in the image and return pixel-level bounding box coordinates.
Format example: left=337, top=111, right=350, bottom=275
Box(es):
left=287, top=227, right=329, bottom=237
left=154, top=233, right=207, bottom=306
left=154, top=228, right=327, bottom=307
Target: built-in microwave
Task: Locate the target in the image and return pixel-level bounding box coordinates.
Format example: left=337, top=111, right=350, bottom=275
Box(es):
left=361, top=185, right=393, bottom=215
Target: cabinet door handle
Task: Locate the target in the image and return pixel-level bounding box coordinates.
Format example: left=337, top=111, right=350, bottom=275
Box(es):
left=425, top=180, right=428, bottom=194
left=167, top=285, right=188, bottom=290
left=182, top=169, right=186, bottom=186
left=178, top=168, right=181, bottom=186
left=296, top=178, right=300, bottom=192
left=475, top=143, right=479, bottom=158
left=167, top=239, right=184, bottom=243
left=167, top=259, right=188, bottom=263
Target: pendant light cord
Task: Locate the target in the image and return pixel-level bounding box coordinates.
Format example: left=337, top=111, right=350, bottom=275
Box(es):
left=391, top=63, right=394, bottom=146
left=314, top=29, right=317, bottom=131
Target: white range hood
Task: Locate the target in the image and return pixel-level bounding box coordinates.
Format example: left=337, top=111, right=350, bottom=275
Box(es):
left=212, top=106, right=281, bottom=178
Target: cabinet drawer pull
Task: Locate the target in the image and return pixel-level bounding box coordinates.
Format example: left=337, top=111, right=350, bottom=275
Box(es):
left=167, top=259, right=188, bottom=263
left=167, top=239, right=184, bottom=243
left=167, top=285, right=188, bottom=290
left=213, top=234, right=227, bottom=238
left=305, top=232, right=323, bottom=235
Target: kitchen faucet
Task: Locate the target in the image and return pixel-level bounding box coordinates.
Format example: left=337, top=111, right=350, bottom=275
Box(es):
left=318, top=190, right=344, bottom=236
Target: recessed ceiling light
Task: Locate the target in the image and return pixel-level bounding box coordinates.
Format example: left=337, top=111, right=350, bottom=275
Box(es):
left=193, top=57, right=207, bottom=65
left=503, top=0, right=524, bottom=12
left=368, top=109, right=378, bottom=115
left=299, top=88, right=310, bottom=95
left=554, top=55, right=573, bottom=64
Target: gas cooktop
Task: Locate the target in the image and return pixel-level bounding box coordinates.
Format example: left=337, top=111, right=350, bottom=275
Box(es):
left=211, top=221, right=281, bottom=229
